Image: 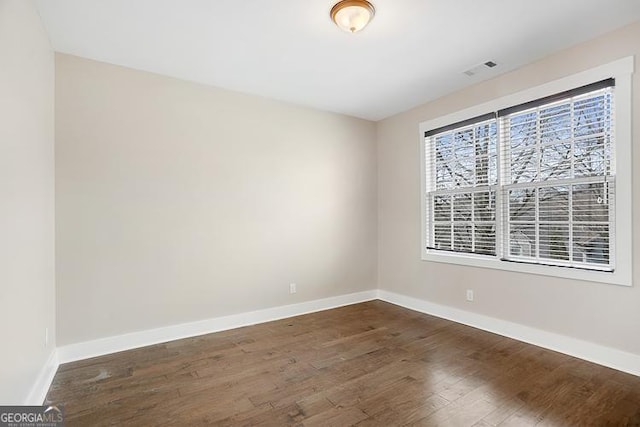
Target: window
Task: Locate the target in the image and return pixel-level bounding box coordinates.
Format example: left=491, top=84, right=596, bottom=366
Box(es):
left=420, top=58, right=633, bottom=286
left=426, top=115, right=497, bottom=256
left=500, top=81, right=614, bottom=270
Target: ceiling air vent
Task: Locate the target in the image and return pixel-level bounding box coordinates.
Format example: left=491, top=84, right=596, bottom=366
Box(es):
left=463, top=61, right=498, bottom=77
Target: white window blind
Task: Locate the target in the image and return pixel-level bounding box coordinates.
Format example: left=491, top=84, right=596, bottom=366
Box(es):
left=425, top=114, right=498, bottom=256
left=424, top=79, right=615, bottom=272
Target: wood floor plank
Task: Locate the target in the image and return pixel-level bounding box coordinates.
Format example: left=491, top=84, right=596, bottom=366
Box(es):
left=46, top=301, right=640, bottom=426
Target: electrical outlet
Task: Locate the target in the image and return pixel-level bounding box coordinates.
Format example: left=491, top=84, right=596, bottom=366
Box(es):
left=45, top=327, right=49, bottom=347
left=289, top=283, right=297, bottom=294
left=466, top=290, right=474, bottom=302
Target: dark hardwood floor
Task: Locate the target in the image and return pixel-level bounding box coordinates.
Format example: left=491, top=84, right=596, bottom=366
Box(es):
left=46, top=301, right=640, bottom=426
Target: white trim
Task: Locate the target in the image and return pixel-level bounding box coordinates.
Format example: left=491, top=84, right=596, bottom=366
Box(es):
left=378, top=290, right=640, bottom=377
left=57, top=290, right=378, bottom=363
left=419, top=56, right=634, bottom=286
left=24, top=350, right=59, bottom=405
left=39, top=288, right=638, bottom=397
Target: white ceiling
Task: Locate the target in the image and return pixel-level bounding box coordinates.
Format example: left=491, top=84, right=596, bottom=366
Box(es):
left=35, top=0, right=640, bottom=121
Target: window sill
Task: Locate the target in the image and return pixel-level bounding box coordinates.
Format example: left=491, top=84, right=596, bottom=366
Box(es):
left=421, top=249, right=631, bottom=287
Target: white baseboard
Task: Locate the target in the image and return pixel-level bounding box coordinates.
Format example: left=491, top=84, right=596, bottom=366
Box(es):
left=378, top=290, right=640, bottom=378
left=44, top=287, right=638, bottom=400
left=57, top=290, right=378, bottom=364
left=25, top=349, right=59, bottom=405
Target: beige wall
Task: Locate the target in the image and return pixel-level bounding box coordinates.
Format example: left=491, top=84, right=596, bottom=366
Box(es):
left=0, top=1, right=55, bottom=404
left=377, top=22, right=640, bottom=356
left=55, top=54, right=377, bottom=345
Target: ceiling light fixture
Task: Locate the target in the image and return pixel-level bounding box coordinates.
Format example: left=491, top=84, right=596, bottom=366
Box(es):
left=330, top=0, right=375, bottom=33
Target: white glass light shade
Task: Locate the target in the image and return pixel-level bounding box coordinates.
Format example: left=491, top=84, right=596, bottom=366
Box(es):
left=330, top=0, right=375, bottom=33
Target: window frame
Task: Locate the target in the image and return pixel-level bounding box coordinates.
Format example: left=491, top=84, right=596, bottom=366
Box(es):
left=419, top=57, right=633, bottom=287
